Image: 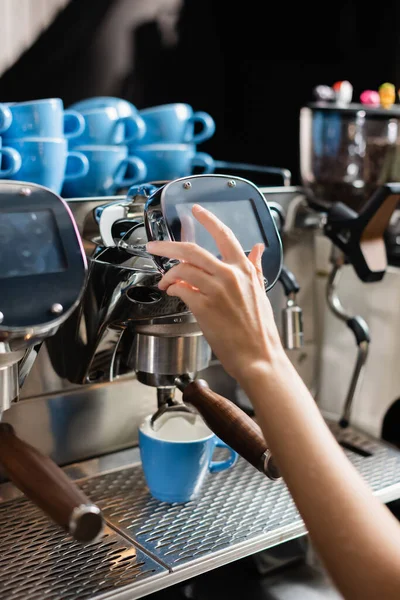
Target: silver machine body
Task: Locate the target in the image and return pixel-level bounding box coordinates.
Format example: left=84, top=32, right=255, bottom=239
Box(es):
left=8, top=182, right=316, bottom=465
left=42, top=174, right=288, bottom=456
left=2, top=174, right=400, bottom=600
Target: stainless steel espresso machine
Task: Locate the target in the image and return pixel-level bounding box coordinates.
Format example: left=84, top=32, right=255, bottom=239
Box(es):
left=46, top=174, right=299, bottom=481
left=1, top=162, right=400, bottom=600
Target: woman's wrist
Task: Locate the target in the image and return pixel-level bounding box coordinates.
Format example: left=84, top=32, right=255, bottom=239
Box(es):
left=236, top=348, right=293, bottom=396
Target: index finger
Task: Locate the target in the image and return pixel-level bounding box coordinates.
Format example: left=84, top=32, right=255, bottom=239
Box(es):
left=191, top=204, right=248, bottom=264
left=146, top=240, right=222, bottom=274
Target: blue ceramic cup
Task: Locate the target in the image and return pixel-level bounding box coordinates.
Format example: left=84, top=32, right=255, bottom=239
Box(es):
left=0, top=103, right=12, bottom=134
left=3, top=137, right=89, bottom=194
left=2, top=98, right=85, bottom=140
left=61, top=145, right=147, bottom=198
left=69, top=106, right=146, bottom=147
left=0, top=138, right=22, bottom=177
left=134, top=103, right=216, bottom=146
left=130, top=143, right=215, bottom=182
left=70, top=96, right=138, bottom=116
left=139, top=414, right=238, bottom=503
left=69, top=96, right=146, bottom=140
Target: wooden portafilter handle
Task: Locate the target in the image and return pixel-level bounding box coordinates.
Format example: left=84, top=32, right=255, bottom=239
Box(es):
left=0, top=423, right=104, bottom=543
left=181, top=379, right=281, bottom=480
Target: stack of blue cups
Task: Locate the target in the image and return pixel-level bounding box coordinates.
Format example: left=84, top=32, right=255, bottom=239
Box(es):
left=0, top=98, right=90, bottom=194
left=63, top=97, right=149, bottom=198
left=127, top=103, right=216, bottom=183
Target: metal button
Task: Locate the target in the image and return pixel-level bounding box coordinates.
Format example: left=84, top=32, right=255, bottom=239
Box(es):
left=50, top=303, right=63, bottom=315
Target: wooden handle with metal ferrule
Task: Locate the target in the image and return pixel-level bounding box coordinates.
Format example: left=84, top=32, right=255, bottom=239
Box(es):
left=0, top=423, right=104, bottom=542
left=182, top=379, right=281, bottom=480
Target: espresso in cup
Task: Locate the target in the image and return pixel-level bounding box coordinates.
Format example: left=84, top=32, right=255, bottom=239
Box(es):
left=139, top=413, right=238, bottom=503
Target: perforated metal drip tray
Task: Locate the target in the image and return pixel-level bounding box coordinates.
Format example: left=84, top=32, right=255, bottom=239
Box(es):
left=1, top=422, right=400, bottom=600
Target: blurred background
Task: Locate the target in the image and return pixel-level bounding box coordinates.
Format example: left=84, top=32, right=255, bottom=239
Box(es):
left=1, top=0, right=400, bottom=184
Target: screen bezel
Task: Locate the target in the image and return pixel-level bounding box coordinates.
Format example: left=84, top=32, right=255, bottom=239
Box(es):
left=0, top=186, right=86, bottom=329
left=174, top=197, right=269, bottom=256
left=159, top=175, right=283, bottom=290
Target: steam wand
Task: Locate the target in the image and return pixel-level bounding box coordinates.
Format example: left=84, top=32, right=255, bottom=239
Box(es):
left=326, top=251, right=370, bottom=428
left=268, top=204, right=304, bottom=351
left=278, top=265, right=304, bottom=350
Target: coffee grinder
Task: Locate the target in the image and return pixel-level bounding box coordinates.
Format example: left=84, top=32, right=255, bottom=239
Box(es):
left=300, top=96, right=400, bottom=428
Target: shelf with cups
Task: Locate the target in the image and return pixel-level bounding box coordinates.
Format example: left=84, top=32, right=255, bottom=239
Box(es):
left=0, top=420, right=399, bottom=600
left=0, top=96, right=292, bottom=197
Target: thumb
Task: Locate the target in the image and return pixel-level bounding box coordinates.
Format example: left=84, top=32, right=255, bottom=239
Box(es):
left=248, top=243, right=265, bottom=288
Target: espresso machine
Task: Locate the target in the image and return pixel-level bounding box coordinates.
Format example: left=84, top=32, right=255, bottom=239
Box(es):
left=0, top=168, right=399, bottom=599
left=46, top=174, right=305, bottom=480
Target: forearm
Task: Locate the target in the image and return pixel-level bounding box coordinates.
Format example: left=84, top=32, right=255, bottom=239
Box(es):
left=240, top=354, right=400, bottom=600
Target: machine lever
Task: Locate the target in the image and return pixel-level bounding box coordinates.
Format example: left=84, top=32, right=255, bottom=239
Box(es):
left=324, top=183, right=400, bottom=282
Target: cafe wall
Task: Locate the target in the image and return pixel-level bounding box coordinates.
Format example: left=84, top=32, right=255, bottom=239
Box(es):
left=1, top=0, right=400, bottom=182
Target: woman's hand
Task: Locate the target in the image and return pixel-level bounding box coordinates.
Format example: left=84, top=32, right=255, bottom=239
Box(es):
left=146, top=204, right=288, bottom=385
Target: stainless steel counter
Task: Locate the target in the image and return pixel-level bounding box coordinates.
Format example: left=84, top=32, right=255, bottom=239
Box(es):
left=0, top=421, right=399, bottom=600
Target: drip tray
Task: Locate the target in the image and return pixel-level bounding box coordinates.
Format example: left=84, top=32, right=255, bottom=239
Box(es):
left=0, top=422, right=400, bottom=600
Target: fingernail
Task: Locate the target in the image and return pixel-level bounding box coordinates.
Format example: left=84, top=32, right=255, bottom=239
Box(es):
left=146, top=241, right=156, bottom=250
left=192, top=204, right=205, bottom=212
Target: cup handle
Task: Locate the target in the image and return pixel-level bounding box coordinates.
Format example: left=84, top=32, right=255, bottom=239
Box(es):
left=0, top=104, right=12, bottom=134
left=64, top=151, right=90, bottom=181
left=209, top=439, right=238, bottom=473
left=63, top=110, right=86, bottom=140
left=191, top=151, right=215, bottom=174
left=114, top=156, right=147, bottom=187
left=118, top=114, right=146, bottom=145
left=188, top=111, right=216, bottom=144
left=0, top=147, right=22, bottom=177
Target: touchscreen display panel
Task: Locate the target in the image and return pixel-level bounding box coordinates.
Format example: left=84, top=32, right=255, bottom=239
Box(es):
left=175, top=199, right=268, bottom=256
left=0, top=210, right=67, bottom=279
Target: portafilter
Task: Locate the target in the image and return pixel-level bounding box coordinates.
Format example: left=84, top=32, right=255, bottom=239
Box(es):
left=0, top=180, right=104, bottom=543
